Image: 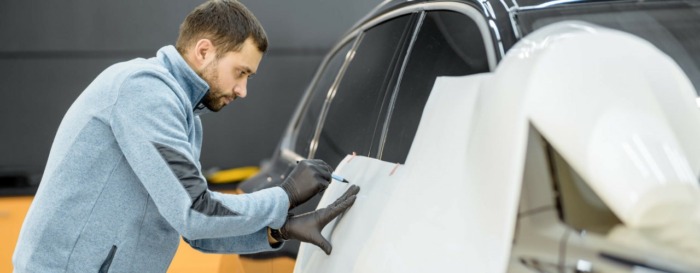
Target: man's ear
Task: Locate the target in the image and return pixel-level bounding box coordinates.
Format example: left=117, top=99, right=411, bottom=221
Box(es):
left=191, top=39, right=215, bottom=69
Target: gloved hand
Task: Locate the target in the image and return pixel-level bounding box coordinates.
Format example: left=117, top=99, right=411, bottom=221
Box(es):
left=272, top=184, right=360, bottom=255
left=279, top=159, right=332, bottom=209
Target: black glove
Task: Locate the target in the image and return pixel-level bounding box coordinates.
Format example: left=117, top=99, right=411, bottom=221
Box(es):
left=279, top=159, right=333, bottom=209
left=272, top=184, right=360, bottom=255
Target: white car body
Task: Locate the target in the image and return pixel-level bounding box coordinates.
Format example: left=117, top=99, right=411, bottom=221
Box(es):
left=294, top=22, right=700, bottom=273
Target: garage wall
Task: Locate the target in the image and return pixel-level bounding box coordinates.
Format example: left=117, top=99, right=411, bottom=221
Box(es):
left=0, top=0, right=380, bottom=175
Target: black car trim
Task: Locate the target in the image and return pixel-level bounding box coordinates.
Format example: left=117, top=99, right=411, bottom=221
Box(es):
left=340, top=2, right=496, bottom=70
left=377, top=11, right=426, bottom=159
left=308, top=33, right=366, bottom=159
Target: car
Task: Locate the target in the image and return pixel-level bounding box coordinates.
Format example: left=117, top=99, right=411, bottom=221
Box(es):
left=237, top=0, right=700, bottom=272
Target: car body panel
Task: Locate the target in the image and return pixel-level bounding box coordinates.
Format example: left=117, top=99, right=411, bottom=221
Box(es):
left=505, top=21, right=700, bottom=225
left=293, top=21, right=700, bottom=272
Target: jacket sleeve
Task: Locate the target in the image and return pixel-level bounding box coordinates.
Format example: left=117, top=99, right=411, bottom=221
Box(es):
left=184, top=232, right=283, bottom=254
left=109, top=71, right=288, bottom=243
left=183, top=205, right=285, bottom=254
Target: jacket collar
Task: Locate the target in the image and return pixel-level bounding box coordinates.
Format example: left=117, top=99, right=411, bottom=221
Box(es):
left=155, top=45, right=211, bottom=115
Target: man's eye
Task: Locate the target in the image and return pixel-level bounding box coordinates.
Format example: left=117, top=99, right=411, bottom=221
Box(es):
left=235, top=70, right=253, bottom=79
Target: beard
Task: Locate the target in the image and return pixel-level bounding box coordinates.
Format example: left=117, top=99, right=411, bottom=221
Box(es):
left=197, top=60, right=231, bottom=112
left=202, top=87, right=227, bottom=112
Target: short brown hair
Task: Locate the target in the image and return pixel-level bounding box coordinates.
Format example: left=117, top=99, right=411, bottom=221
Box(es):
left=176, top=0, right=268, bottom=56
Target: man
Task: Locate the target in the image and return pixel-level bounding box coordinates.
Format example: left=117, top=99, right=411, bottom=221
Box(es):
left=13, top=1, right=359, bottom=272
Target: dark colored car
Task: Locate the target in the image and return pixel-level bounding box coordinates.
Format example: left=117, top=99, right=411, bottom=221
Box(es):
left=239, top=0, right=700, bottom=266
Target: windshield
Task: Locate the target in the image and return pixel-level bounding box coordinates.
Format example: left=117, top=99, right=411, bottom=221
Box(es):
left=518, top=1, right=700, bottom=95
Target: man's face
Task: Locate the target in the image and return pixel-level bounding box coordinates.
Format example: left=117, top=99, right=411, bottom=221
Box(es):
left=198, top=38, right=263, bottom=112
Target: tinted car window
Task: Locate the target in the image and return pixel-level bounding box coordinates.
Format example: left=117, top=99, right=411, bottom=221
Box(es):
left=518, top=2, right=700, bottom=94
left=313, top=15, right=414, bottom=167
left=380, top=11, right=490, bottom=164
left=294, top=41, right=355, bottom=157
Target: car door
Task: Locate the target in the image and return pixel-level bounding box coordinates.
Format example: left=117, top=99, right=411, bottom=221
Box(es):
left=294, top=3, right=502, bottom=273
left=237, top=11, right=419, bottom=261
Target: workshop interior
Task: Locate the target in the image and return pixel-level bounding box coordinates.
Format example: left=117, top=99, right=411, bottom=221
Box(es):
left=3, top=0, right=700, bottom=272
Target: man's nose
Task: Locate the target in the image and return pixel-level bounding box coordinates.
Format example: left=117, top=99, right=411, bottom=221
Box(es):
left=235, top=79, right=247, bottom=98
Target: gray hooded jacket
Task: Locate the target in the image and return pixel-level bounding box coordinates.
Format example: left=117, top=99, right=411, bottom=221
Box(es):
left=13, top=45, right=288, bottom=273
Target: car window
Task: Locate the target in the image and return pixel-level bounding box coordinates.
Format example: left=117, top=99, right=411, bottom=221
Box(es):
left=294, top=40, right=355, bottom=158
left=518, top=2, right=700, bottom=94
left=380, top=11, right=490, bottom=164
left=313, top=14, right=414, bottom=167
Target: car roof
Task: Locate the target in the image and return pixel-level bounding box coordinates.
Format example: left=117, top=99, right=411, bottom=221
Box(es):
left=357, top=0, right=669, bottom=25
left=343, top=0, right=682, bottom=50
